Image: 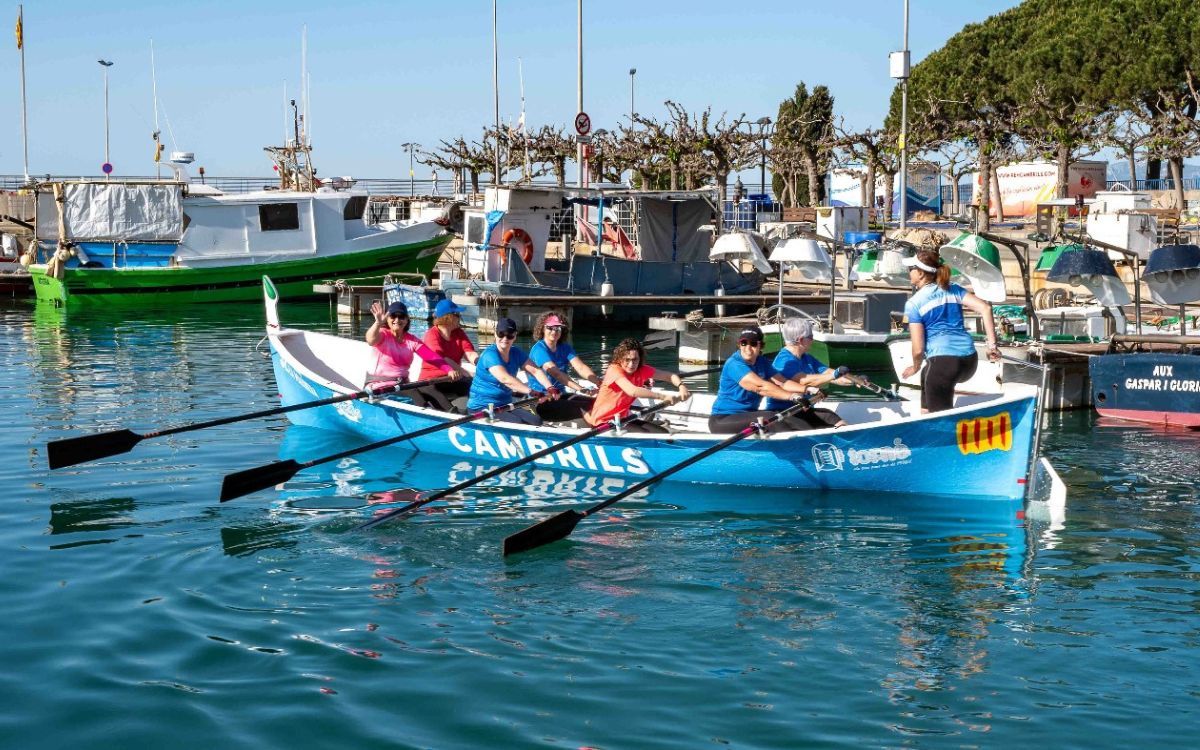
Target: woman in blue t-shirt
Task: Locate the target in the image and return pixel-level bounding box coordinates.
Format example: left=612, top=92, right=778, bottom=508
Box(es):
left=708, top=326, right=818, bottom=434
left=899, top=248, right=1000, bottom=413
left=466, top=317, right=560, bottom=425
left=764, top=318, right=853, bottom=428
left=528, top=311, right=600, bottom=423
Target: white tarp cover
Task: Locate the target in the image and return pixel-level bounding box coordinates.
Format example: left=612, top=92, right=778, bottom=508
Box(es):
left=36, top=183, right=184, bottom=242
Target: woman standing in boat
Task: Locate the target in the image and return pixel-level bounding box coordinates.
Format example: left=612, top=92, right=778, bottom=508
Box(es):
left=899, top=248, right=1001, bottom=413
left=584, top=338, right=690, bottom=433
left=414, top=298, right=478, bottom=411
left=708, top=325, right=818, bottom=434
left=366, top=301, right=459, bottom=399
left=529, top=312, right=601, bottom=422
left=467, top=317, right=559, bottom=425
left=763, top=318, right=852, bottom=429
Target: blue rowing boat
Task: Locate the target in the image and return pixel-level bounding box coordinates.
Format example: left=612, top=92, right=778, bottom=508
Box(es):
left=262, top=277, right=1041, bottom=501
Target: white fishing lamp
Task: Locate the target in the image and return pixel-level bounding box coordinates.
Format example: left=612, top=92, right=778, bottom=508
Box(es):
left=769, top=238, right=835, bottom=310
left=710, top=231, right=774, bottom=275
left=938, top=232, right=1008, bottom=303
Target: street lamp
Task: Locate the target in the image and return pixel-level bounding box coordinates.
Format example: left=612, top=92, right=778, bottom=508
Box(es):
left=98, top=59, right=113, bottom=179
left=401, top=142, right=418, bottom=196
left=629, top=68, right=637, bottom=127
left=755, top=116, right=772, bottom=199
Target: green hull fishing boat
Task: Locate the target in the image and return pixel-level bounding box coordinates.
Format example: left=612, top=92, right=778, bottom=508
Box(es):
left=26, top=138, right=452, bottom=307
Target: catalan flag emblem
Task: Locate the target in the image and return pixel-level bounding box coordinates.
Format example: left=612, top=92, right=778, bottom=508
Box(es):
left=956, top=412, right=1012, bottom=455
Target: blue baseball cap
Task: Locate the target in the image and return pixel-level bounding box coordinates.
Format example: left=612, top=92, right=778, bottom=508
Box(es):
left=385, top=301, right=409, bottom=317
left=434, top=298, right=465, bottom=318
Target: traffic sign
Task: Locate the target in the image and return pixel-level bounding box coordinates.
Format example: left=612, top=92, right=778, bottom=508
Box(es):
left=574, top=111, right=591, bottom=136
left=101, top=162, right=113, bottom=174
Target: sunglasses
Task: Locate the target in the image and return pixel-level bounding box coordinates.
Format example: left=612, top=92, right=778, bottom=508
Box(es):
left=738, top=338, right=763, bottom=347
left=388, top=314, right=409, bottom=321
left=546, top=325, right=565, bottom=332
left=496, top=331, right=517, bottom=340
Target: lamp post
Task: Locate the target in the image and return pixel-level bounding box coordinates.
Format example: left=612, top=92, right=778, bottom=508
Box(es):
left=629, top=68, right=636, bottom=127
left=401, top=142, right=418, bottom=195
left=98, top=59, right=114, bottom=179
left=755, top=116, right=772, bottom=199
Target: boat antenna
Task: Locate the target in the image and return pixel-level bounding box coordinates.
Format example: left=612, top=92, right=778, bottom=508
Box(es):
left=301, top=25, right=314, bottom=190
left=151, top=39, right=162, bottom=177
left=282, top=81, right=289, bottom=148
left=518, top=57, right=530, bottom=181
left=492, top=0, right=500, bottom=186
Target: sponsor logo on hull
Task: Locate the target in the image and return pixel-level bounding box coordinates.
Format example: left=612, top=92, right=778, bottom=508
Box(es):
left=812, top=438, right=912, bottom=472
left=447, top=426, right=651, bottom=475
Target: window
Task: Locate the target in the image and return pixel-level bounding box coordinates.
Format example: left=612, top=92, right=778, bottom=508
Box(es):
left=259, top=202, right=300, bottom=231
left=466, top=215, right=485, bottom=244
left=343, top=195, right=368, bottom=221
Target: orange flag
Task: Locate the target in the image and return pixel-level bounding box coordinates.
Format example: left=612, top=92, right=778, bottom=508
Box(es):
left=15, top=10, right=23, bottom=50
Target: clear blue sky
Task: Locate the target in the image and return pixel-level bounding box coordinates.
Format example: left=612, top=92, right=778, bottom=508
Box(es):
left=3, top=0, right=1024, bottom=180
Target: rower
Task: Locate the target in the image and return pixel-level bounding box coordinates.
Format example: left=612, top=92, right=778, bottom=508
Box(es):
left=762, top=318, right=852, bottom=429
left=528, top=311, right=601, bottom=423
left=583, top=338, right=690, bottom=433
left=707, top=325, right=818, bottom=434
left=466, top=317, right=559, bottom=426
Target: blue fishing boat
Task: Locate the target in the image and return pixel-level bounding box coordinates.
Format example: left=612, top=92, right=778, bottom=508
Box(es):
left=261, top=277, right=1044, bottom=502
left=1090, top=244, right=1200, bottom=428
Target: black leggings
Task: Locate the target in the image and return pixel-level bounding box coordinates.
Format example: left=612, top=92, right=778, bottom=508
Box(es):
left=489, top=407, right=543, bottom=426
left=921, top=352, right=979, bottom=412
left=708, top=410, right=815, bottom=434
left=408, top=378, right=471, bottom=412
left=535, top=394, right=592, bottom=423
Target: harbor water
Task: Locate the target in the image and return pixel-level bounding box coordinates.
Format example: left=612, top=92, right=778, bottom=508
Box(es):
left=2, top=300, right=1198, bottom=748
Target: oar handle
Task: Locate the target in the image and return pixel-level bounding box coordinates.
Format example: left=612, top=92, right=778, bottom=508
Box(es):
left=359, top=399, right=678, bottom=528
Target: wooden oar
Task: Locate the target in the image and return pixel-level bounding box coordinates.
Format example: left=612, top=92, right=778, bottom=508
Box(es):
left=219, top=395, right=542, bottom=501
left=502, top=396, right=817, bottom=556
left=47, top=376, right=451, bottom=470
left=356, top=400, right=678, bottom=530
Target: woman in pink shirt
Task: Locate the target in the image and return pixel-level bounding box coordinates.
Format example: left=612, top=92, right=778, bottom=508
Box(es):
left=416, top=298, right=478, bottom=412
left=366, top=301, right=458, bottom=408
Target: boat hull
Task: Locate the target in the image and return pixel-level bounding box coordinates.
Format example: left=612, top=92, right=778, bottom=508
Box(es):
left=29, top=234, right=449, bottom=306
left=1090, top=352, right=1200, bottom=428
left=267, top=328, right=1038, bottom=501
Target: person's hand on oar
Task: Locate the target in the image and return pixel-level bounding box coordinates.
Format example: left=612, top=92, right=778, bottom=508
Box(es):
left=46, top=375, right=451, bottom=470
left=218, top=395, right=539, bottom=502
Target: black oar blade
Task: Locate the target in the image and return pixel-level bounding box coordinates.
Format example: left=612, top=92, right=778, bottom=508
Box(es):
left=219, top=459, right=304, bottom=502
left=47, top=429, right=142, bottom=470
left=502, top=510, right=586, bottom=556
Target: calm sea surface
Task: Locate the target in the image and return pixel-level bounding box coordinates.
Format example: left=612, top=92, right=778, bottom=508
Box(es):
left=2, top=299, right=1198, bottom=748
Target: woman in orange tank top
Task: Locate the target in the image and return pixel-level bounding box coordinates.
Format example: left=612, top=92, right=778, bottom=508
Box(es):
left=585, top=338, right=690, bottom=433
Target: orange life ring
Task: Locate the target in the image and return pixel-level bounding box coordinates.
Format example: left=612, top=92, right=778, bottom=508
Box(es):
left=499, top=228, right=535, bottom=267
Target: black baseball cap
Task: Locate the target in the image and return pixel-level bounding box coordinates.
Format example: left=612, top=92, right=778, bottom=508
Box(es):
left=738, top=325, right=764, bottom=344
left=386, top=301, right=409, bottom=317
left=495, top=317, right=519, bottom=335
